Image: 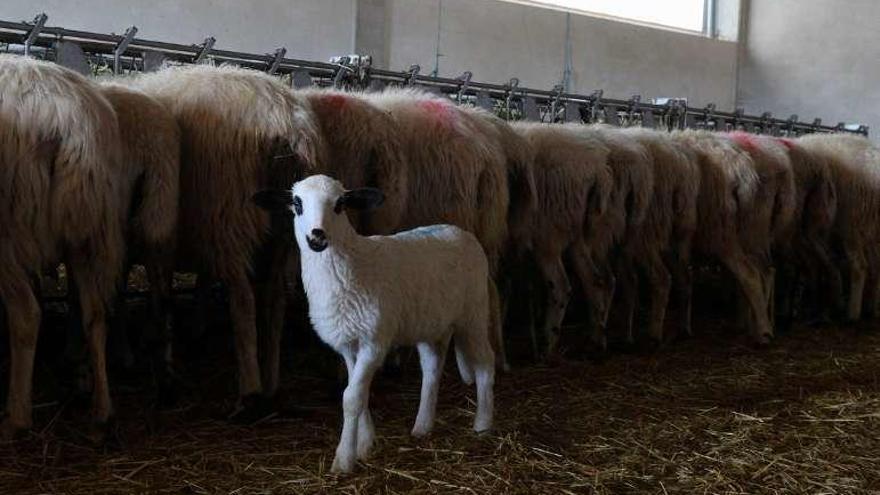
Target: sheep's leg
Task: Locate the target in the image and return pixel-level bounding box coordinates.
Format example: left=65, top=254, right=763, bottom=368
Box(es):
left=486, top=278, right=509, bottom=372
left=667, top=240, right=694, bottom=340
left=809, top=238, right=843, bottom=320
left=844, top=244, right=868, bottom=322
left=862, top=250, right=880, bottom=319
left=470, top=338, right=495, bottom=433
left=723, top=252, right=773, bottom=345
left=412, top=335, right=451, bottom=437
left=146, top=258, right=178, bottom=405
left=567, top=239, right=610, bottom=352
left=72, top=269, right=114, bottom=426
left=613, top=254, right=640, bottom=346
left=109, top=271, right=135, bottom=370
left=535, top=253, right=571, bottom=357
left=642, top=249, right=672, bottom=344
left=332, top=345, right=384, bottom=473
left=0, top=267, right=40, bottom=439
left=259, top=240, right=291, bottom=398
left=192, top=273, right=214, bottom=342
left=339, top=345, right=375, bottom=460
left=227, top=271, right=262, bottom=405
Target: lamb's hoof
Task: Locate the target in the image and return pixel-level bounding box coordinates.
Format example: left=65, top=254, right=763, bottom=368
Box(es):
left=356, top=439, right=374, bottom=460
left=331, top=454, right=356, bottom=474
left=228, top=394, right=276, bottom=424
left=752, top=333, right=773, bottom=348
left=411, top=425, right=432, bottom=438
left=473, top=423, right=493, bottom=436
left=85, top=418, right=118, bottom=447
left=0, top=419, right=29, bottom=442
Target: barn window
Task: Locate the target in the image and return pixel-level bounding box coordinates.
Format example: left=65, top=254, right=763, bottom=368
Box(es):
left=510, top=0, right=710, bottom=34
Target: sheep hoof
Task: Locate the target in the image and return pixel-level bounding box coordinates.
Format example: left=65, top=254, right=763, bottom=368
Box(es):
left=0, top=419, right=28, bottom=442
left=473, top=423, right=493, bottom=436
left=228, top=394, right=276, bottom=424
left=331, top=454, right=356, bottom=474
left=753, top=333, right=773, bottom=347
left=85, top=417, right=119, bottom=448
left=411, top=425, right=431, bottom=438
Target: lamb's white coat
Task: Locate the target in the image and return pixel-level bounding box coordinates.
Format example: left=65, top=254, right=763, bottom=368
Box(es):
left=289, top=175, right=495, bottom=473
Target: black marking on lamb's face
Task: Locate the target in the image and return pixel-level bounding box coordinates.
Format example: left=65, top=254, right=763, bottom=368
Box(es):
left=334, top=196, right=344, bottom=214
left=307, top=228, right=328, bottom=252
left=292, top=195, right=303, bottom=215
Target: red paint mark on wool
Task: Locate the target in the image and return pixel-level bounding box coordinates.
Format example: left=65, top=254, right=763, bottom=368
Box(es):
left=729, top=131, right=761, bottom=153
left=776, top=137, right=796, bottom=150
left=417, top=99, right=456, bottom=127
left=317, top=93, right=350, bottom=112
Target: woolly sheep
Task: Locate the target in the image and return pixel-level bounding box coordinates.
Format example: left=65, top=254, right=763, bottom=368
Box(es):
left=509, top=122, right=613, bottom=355
left=619, top=127, right=700, bottom=343
left=671, top=130, right=775, bottom=344
left=253, top=175, right=495, bottom=473
left=132, top=64, right=322, bottom=410
left=0, top=54, right=127, bottom=437
left=797, top=133, right=880, bottom=321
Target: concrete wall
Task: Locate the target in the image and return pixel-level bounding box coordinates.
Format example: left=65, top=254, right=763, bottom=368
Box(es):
left=1, top=0, right=356, bottom=63
left=737, top=0, right=878, bottom=134
left=2, top=0, right=738, bottom=108
left=386, top=0, right=738, bottom=108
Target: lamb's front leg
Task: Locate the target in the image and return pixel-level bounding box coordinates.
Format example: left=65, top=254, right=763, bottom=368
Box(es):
left=340, top=345, right=376, bottom=461
left=412, top=336, right=451, bottom=437
left=333, top=345, right=384, bottom=473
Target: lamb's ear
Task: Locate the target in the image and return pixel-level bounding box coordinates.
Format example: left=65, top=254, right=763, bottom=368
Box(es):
left=252, top=189, right=294, bottom=211
left=340, top=187, right=385, bottom=211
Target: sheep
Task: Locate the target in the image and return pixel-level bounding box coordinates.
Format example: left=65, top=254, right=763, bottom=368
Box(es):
left=772, top=137, right=839, bottom=326
left=573, top=124, right=654, bottom=351
left=357, top=89, right=511, bottom=367
left=670, top=130, right=777, bottom=344
left=252, top=174, right=495, bottom=473
left=0, top=54, right=127, bottom=437
left=797, top=133, right=880, bottom=322
left=131, top=64, right=322, bottom=414
left=509, top=122, right=613, bottom=356
left=619, top=127, right=700, bottom=344
left=98, top=82, right=181, bottom=396
left=723, top=132, right=796, bottom=334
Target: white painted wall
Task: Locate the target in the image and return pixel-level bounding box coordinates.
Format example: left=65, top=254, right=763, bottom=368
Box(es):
left=1, top=0, right=357, bottom=63
left=2, top=0, right=739, bottom=108
left=737, top=0, right=878, bottom=136
left=387, top=0, right=738, bottom=108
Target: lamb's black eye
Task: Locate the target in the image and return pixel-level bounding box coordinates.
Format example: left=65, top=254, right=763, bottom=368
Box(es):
left=334, top=197, right=345, bottom=214
left=292, top=195, right=303, bottom=215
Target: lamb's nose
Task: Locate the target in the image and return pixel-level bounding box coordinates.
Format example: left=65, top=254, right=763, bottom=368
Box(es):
left=311, top=228, right=326, bottom=239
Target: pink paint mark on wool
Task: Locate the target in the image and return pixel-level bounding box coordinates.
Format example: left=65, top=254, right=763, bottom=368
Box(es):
left=318, top=93, right=350, bottom=112
left=729, top=131, right=761, bottom=153
left=417, top=99, right=456, bottom=127
left=776, top=137, right=796, bottom=150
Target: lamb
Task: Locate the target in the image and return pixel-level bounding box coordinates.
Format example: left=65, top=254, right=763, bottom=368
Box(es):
left=132, top=64, right=322, bottom=413
left=619, top=127, right=700, bottom=344
left=797, top=133, right=880, bottom=321
left=253, top=175, right=495, bottom=473
left=670, top=130, right=775, bottom=344
left=509, top=122, right=613, bottom=356
left=0, top=54, right=127, bottom=437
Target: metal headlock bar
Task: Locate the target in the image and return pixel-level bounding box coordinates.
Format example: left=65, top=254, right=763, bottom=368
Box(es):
left=0, top=14, right=868, bottom=137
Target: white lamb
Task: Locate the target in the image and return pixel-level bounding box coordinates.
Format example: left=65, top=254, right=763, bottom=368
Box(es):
left=253, top=174, right=495, bottom=473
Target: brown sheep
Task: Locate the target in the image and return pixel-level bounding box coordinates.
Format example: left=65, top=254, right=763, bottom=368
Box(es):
left=797, top=133, right=880, bottom=322
left=574, top=125, right=654, bottom=350
left=619, top=127, right=700, bottom=343
left=671, top=130, right=777, bottom=345
left=358, top=89, right=510, bottom=367
left=0, top=54, right=127, bottom=437
left=723, top=132, right=796, bottom=335
left=132, top=64, right=322, bottom=413
left=99, top=82, right=181, bottom=393
left=773, top=137, right=839, bottom=325
left=509, top=122, right=613, bottom=356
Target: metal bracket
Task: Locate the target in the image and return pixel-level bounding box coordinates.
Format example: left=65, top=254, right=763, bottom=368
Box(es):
left=549, top=83, right=565, bottom=123
left=757, top=111, right=773, bottom=134
left=625, top=95, right=642, bottom=127
left=23, top=13, right=48, bottom=57
left=194, top=36, right=216, bottom=64
left=53, top=40, right=89, bottom=75
left=701, top=103, right=717, bottom=130
left=503, top=78, right=520, bottom=121
left=475, top=91, right=494, bottom=111
left=405, top=64, right=421, bottom=87
left=113, top=26, right=137, bottom=74
left=291, top=68, right=313, bottom=88
left=266, top=47, right=286, bottom=75
left=455, top=71, right=472, bottom=104
left=588, top=89, right=604, bottom=123
left=522, top=96, right=540, bottom=121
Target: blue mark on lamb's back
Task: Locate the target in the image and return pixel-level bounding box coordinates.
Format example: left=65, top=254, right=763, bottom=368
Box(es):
left=396, top=224, right=456, bottom=240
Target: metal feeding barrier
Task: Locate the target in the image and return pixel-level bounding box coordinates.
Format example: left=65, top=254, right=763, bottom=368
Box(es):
left=0, top=13, right=869, bottom=138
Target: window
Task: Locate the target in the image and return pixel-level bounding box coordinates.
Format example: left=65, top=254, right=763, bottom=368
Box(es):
left=514, top=0, right=708, bottom=33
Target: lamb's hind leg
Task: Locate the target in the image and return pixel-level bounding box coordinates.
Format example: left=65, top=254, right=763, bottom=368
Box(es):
left=0, top=263, right=40, bottom=439
left=535, top=251, right=571, bottom=357
left=412, top=334, right=452, bottom=437
left=333, top=345, right=384, bottom=473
